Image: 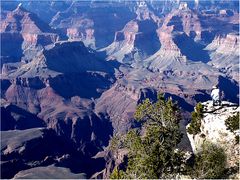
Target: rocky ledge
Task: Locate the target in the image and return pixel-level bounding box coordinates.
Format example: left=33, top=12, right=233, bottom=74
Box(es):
left=187, top=101, right=239, bottom=168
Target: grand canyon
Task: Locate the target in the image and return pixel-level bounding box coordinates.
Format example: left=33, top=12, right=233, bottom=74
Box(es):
left=1, top=0, right=239, bottom=179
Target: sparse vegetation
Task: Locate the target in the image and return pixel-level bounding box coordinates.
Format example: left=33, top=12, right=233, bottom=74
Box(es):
left=225, top=112, right=239, bottom=132
left=109, top=134, right=124, bottom=155
left=225, top=112, right=239, bottom=144
left=187, top=103, right=204, bottom=135
left=190, top=141, right=227, bottom=179
left=110, top=167, right=125, bottom=179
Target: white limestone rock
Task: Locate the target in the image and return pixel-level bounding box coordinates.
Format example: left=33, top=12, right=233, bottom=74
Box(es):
left=187, top=101, right=239, bottom=168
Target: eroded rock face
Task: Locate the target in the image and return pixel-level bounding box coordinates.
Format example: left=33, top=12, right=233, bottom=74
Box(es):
left=13, top=165, right=86, bottom=179
left=100, top=5, right=162, bottom=63
left=207, top=34, right=239, bottom=54
left=0, top=5, right=58, bottom=64
left=1, top=128, right=75, bottom=178
left=50, top=2, right=136, bottom=49
left=1, top=39, right=117, bottom=178
left=187, top=101, right=239, bottom=168
left=95, top=83, right=140, bottom=133
left=1, top=41, right=116, bottom=150
left=101, top=20, right=139, bottom=62
left=1, top=104, right=45, bottom=130
left=206, top=33, right=239, bottom=82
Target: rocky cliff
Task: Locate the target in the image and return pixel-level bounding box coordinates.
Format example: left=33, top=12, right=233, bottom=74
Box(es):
left=206, top=33, right=239, bottom=82
left=0, top=5, right=58, bottom=64
left=50, top=1, right=135, bottom=49
left=187, top=101, right=239, bottom=169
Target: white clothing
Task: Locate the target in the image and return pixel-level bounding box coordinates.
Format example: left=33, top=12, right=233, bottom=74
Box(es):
left=211, top=88, right=220, bottom=101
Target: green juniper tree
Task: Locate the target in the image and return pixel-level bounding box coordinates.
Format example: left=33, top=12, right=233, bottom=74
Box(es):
left=110, top=94, right=184, bottom=179
left=187, top=103, right=204, bottom=135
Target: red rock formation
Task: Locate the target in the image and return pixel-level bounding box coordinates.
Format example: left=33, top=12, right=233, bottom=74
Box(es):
left=160, top=8, right=202, bottom=41
left=66, top=17, right=95, bottom=47
left=208, top=34, right=239, bottom=53
left=1, top=5, right=58, bottom=63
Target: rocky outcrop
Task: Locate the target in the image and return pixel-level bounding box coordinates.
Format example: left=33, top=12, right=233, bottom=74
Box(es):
left=67, top=26, right=95, bottom=47
left=162, top=8, right=202, bottom=40
left=55, top=15, right=95, bottom=48
left=1, top=114, right=109, bottom=179
left=0, top=5, right=58, bottom=64
left=2, top=41, right=115, bottom=80
left=1, top=40, right=117, bottom=178
left=135, top=2, right=162, bottom=24
left=95, top=83, right=139, bottom=133
left=13, top=165, right=86, bottom=179
left=206, top=33, right=239, bottom=82
left=102, top=18, right=161, bottom=63
left=50, top=1, right=135, bottom=49
left=1, top=39, right=117, bottom=179
left=14, top=165, right=86, bottom=179
left=99, top=3, right=164, bottom=63
left=187, top=101, right=239, bottom=168
left=1, top=128, right=75, bottom=178
left=101, top=20, right=138, bottom=62
left=0, top=5, right=50, bottom=34
left=91, top=148, right=128, bottom=179
left=3, top=84, right=113, bottom=144
left=1, top=103, right=45, bottom=130
left=18, top=41, right=112, bottom=76
left=206, top=33, right=239, bottom=55
left=1, top=41, right=116, bottom=118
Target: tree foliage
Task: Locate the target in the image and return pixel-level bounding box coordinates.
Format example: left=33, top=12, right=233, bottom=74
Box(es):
left=187, top=103, right=203, bottom=135
left=225, top=112, right=239, bottom=132
left=110, top=94, right=183, bottom=179
left=109, top=134, right=125, bottom=154
left=191, top=141, right=227, bottom=179
left=225, top=112, right=239, bottom=143
left=110, top=167, right=125, bottom=179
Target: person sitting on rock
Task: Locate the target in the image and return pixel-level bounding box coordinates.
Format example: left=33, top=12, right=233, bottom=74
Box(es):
left=211, top=85, right=221, bottom=106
